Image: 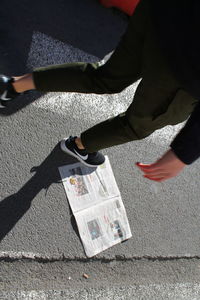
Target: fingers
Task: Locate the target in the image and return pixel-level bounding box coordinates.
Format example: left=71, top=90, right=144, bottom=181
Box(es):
left=136, top=162, right=170, bottom=182
left=136, top=162, right=161, bottom=173
left=144, top=176, right=165, bottom=182
left=144, top=174, right=170, bottom=182
left=136, top=162, right=154, bottom=169
left=143, top=172, right=169, bottom=178
left=135, top=150, right=186, bottom=182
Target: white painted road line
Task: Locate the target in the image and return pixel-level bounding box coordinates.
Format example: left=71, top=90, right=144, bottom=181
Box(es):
left=1, top=283, right=200, bottom=299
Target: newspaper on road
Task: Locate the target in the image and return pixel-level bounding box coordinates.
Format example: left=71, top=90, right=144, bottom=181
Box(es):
left=59, top=156, right=132, bottom=257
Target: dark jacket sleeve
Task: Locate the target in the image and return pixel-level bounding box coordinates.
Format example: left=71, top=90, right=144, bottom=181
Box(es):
left=170, top=102, right=200, bottom=164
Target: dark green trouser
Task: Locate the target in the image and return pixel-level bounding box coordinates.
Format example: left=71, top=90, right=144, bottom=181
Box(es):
left=33, top=0, right=198, bottom=152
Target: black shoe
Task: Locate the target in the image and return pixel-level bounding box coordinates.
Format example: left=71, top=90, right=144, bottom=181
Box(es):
left=0, top=75, right=20, bottom=107
left=60, top=136, right=105, bottom=167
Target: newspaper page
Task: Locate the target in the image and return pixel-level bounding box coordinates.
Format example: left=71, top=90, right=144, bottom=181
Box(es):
left=59, top=156, right=132, bottom=257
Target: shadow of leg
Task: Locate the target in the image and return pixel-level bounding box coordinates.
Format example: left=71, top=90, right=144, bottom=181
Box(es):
left=0, top=143, right=79, bottom=242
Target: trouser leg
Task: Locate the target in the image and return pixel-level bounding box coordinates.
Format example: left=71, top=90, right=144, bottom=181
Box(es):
left=81, top=1, right=198, bottom=153
left=81, top=112, right=137, bottom=152
left=33, top=0, right=148, bottom=94
left=32, top=0, right=198, bottom=153
left=81, top=83, right=198, bottom=152
left=32, top=0, right=150, bottom=154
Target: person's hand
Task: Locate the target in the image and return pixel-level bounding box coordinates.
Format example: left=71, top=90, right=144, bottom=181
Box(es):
left=136, top=149, right=186, bottom=182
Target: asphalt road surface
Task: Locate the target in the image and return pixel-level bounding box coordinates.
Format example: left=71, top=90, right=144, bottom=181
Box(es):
left=1, top=0, right=200, bottom=299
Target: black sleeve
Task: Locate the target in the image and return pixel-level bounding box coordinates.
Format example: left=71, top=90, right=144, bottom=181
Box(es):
left=170, top=102, right=200, bottom=164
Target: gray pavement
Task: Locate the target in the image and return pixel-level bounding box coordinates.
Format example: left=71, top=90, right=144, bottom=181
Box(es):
left=1, top=0, right=200, bottom=299
left=1, top=259, right=200, bottom=299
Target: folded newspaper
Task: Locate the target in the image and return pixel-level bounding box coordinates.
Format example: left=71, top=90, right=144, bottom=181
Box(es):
left=59, top=156, right=132, bottom=257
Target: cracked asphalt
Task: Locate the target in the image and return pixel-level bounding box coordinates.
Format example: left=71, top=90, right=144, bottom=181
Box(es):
left=1, top=0, right=200, bottom=299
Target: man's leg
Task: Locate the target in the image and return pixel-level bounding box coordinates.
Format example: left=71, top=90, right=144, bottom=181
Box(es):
left=80, top=0, right=199, bottom=153
left=80, top=82, right=198, bottom=154
left=31, top=0, right=147, bottom=94
left=4, top=0, right=147, bottom=97
left=3, top=0, right=149, bottom=152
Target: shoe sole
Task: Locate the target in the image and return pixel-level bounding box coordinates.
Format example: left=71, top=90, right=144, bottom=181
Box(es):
left=60, top=138, right=100, bottom=168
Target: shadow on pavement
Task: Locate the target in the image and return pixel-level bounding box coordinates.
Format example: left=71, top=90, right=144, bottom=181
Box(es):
left=0, top=91, right=42, bottom=116
left=0, top=0, right=127, bottom=74
left=0, top=143, right=96, bottom=243
left=0, top=0, right=127, bottom=115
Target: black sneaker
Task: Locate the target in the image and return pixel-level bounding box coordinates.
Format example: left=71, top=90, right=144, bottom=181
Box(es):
left=60, top=136, right=105, bottom=167
left=0, top=75, right=20, bottom=107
